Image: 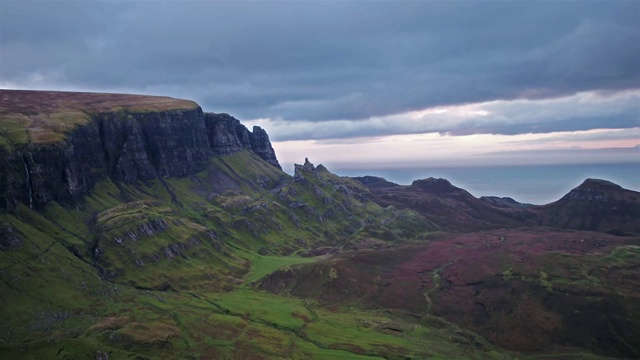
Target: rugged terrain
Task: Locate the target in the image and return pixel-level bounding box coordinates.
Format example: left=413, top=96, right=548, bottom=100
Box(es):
left=1, top=90, right=639, bottom=359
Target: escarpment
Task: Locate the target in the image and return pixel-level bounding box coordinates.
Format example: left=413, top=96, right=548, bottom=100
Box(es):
left=0, top=90, right=281, bottom=210
left=203, top=113, right=280, bottom=168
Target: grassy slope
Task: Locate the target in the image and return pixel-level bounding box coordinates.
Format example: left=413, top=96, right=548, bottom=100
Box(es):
left=0, top=151, right=466, bottom=359
left=0, top=89, right=198, bottom=145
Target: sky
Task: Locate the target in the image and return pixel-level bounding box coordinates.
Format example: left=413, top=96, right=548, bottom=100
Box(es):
left=1, top=0, right=639, bottom=181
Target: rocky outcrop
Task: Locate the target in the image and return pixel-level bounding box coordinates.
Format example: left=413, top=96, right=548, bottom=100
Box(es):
left=0, top=226, right=23, bottom=250
left=204, top=113, right=245, bottom=155
left=249, top=126, right=280, bottom=169
left=294, top=158, right=320, bottom=182
left=0, top=90, right=282, bottom=210
left=204, top=113, right=281, bottom=169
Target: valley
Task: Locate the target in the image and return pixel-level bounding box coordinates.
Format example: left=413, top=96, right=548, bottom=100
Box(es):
left=0, top=90, right=639, bottom=359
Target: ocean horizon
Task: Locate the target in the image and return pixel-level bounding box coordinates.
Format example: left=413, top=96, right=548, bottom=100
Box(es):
left=325, top=162, right=640, bottom=205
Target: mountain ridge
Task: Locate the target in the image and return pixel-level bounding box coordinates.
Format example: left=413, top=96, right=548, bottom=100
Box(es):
left=1, top=89, right=639, bottom=359
left=0, top=89, right=280, bottom=211
left=353, top=175, right=640, bottom=234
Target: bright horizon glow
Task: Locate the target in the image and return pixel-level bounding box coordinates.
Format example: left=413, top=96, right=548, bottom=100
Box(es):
left=243, top=89, right=640, bottom=176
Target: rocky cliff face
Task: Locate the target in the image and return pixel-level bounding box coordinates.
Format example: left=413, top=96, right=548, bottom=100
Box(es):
left=0, top=90, right=281, bottom=210
left=249, top=125, right=280, bottom=169
left=204, top=113, right=246, bottom=155
left=203, top=113, right=281, bottom=169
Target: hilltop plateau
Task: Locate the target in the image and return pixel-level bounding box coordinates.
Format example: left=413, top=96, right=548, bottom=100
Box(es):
left=0, top=90, right=638, bottom=359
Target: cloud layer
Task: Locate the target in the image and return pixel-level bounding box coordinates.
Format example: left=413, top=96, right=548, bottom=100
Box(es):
left=246, top=90, right=640, bottom=141
left=2, top=0, right=639, bottom=137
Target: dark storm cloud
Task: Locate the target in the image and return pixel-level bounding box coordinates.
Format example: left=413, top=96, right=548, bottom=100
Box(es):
left=1, top=1, right=639, bottom=130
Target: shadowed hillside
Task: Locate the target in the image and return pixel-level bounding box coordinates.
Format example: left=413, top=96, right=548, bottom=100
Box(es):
left=353, top=176, right=534, bottom=231
left=354, top=176, right=640, bottom=234
left=536, top=178, right=640, bottom=234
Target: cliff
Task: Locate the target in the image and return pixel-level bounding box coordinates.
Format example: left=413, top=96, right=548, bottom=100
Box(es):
left=204, top=113, right=280, bottom=168
left=0, top=90, right=281, bottom=210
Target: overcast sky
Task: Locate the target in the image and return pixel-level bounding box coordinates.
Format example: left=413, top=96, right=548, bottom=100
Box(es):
left=1, top=0, right=639, bottom=175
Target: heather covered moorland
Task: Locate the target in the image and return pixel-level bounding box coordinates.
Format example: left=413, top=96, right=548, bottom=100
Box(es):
left=0, top=90, right=638, bottom=359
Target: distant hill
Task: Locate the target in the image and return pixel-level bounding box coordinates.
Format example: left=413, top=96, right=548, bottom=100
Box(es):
left=536, top=178, right=640, bottom=234
left=354, top=175, right=640, bottom=234
left=350, top=175, right=399, bottom=189
left=479, top=196, right=533, bottom=209
left=353, top=176, right=533, bottom=231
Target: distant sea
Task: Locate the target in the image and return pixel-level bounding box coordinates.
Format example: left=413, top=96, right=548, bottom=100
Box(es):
left=332, top=162, right=640, bottom=205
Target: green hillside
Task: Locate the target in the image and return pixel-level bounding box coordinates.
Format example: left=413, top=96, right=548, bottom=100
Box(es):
left=0, top=151, right=457, bottom=359
left=2, top=90, right=637, bottom=359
